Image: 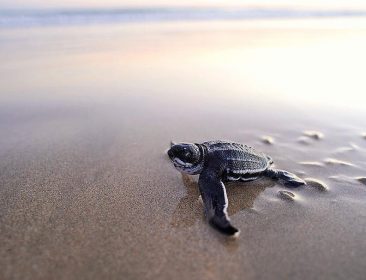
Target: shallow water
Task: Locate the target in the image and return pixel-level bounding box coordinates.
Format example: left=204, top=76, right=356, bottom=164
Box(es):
left=1, top=19, right=366, bottom=280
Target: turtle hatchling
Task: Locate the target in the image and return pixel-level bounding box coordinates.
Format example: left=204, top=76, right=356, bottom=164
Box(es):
left=167, top=140, right=306, bottom=237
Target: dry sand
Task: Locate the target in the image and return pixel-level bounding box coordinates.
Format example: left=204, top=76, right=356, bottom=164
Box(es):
left=1, top=20, right=366, bottom=280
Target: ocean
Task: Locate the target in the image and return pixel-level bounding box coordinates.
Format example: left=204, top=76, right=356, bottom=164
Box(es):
left=1, top=7, right=366, bottom=27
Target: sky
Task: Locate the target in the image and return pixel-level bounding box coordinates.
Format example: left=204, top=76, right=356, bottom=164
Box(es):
left=2, top=0, right=366, bottom=9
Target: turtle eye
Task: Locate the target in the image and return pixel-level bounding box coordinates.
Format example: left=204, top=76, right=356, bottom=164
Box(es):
left=182, top=147, right=191, bottom=158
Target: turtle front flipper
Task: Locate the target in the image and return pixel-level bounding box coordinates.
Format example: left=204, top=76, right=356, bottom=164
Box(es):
left=265, top=168, right=306, bottom=187
left=198, top=169, right=239, bottom=237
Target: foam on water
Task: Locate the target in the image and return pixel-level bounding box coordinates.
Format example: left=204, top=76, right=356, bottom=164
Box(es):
left=1, top=8, right=366, bottom=27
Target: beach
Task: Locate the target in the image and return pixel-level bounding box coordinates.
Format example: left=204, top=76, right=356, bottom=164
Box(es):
left=1, top=18, right=366, bottom=279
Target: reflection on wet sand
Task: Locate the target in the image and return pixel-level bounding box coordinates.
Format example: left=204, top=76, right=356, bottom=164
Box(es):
left=171, top=174, right=202, bottom=228
left=171, top=174, right=275, bottom=229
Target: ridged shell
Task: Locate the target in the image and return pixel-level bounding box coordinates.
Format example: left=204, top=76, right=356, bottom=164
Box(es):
left=203, top=140, right=272, bottom=173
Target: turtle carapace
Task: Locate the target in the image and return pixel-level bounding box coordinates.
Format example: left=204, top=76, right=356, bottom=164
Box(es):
left=167, top=140, right=306, bottom=237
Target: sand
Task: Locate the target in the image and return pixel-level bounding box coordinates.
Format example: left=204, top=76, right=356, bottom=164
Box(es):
left=1, top=20, right=366, bottom=280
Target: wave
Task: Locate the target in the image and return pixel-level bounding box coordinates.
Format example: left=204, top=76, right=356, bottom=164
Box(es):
left=1, top=7, right=366, bottom=27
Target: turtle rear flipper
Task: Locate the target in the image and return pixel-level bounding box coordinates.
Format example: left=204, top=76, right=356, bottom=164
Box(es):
left=198, top=169, right=240, bottom=237
left=265, top=168, right=306, bottom=187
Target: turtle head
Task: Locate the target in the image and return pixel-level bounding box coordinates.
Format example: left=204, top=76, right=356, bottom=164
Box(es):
left=167, top=142, right=203, bottom=174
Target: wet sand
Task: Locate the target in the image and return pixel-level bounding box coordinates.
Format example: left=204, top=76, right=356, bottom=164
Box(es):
left=1, top=19, right=366, bottom=280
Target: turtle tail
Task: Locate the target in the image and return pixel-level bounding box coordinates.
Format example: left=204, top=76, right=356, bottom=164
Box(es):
left=265, top=168, right=306, bottom=188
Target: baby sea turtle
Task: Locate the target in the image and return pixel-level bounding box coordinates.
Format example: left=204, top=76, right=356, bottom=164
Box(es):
left=167, top=140, right=306, bottom=237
